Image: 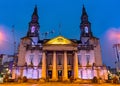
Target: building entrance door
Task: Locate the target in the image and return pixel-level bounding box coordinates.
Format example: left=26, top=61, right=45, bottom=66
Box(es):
left=68, top=70, right=72, bottom=78
left=48, top=70, right=52, bottom=79
left=58, top=70, right=62, bottom=80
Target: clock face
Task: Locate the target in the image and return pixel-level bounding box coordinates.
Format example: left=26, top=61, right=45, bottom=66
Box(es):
left=31, top=26, right=35, bottom=33
left=84, top=26, right=88, bottom=33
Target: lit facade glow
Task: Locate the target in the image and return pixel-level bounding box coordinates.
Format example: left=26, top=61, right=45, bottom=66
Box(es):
left=45, top=36, right=74, bottom=45
left=0, top=32, right=4, bottom=44
left=12, top=6, right=108, bottom=81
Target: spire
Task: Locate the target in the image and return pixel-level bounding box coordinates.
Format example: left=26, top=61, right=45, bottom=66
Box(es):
left=31, top=5, right=39, bottom=23
left=81, top=5, right=88, bottom=22
left=27, top=6, right=40, bottom=38
left=82, top=5, right=88, bottom=16
left=32, top=5, right=38, bottom=17
left=80, top=5, right=93, bottom=37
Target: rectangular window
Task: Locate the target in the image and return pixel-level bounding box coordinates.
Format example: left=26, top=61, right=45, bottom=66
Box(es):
left=48, top=55, right=52, bottom=65
left=38, top=55, right=42, bottom=65
left=86, top=55, right=90, bottom=65
left=67, top=54, right=72, bottom=65
left=30, top=55, right=34, bottom=65
left=58, top=55, right=62, bottom=65
left=49, top=56, right=52, bottom=65
left=78, top=55, right=81, bottom=65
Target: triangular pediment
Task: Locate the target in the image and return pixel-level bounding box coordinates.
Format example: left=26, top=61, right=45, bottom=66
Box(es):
left=44, top=36, right=76, bottom=45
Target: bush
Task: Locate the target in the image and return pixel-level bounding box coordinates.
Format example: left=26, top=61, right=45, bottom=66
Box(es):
left=92, top=76, right=98, bottom=83
left=3, top=74, right=9, bottom=82
left=22, top=76, right=27, bottom=82
left=112, top=76, right=119, bottom=84
left=17, top=77, right=22, bottom=83
left=70, top=76, right=74, bottom=83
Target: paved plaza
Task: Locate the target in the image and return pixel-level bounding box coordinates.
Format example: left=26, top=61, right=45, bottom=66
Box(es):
left=0, top=83, right=120, bottom=86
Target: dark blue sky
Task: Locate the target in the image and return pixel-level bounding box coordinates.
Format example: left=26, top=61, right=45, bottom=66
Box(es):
left=0, top=0, right=120, bottom=67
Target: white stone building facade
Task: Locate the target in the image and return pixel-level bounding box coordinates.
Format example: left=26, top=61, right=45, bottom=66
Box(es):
left=12, top=6, right=108, bottom=81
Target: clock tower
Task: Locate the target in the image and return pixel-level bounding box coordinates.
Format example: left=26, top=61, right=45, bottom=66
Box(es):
left=27, top=6, right=40, bottom=38
left=80, top=5, right=93, bottom=37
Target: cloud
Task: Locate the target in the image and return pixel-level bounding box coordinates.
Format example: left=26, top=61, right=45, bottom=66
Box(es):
left=0, top=26, right=6, bottom=42
left=0, top=25, right=13, bottom=54
left=106, top=27, right=120, bottom=44
left=100, top=27, right=120, bottom=67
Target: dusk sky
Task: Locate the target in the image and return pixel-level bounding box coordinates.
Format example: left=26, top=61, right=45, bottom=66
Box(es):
left=0, top=0, right=120, bottom=67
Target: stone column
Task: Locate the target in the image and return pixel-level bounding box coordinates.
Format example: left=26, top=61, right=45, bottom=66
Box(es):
left=52, top=51, right=57, bottom=80
left=41, top=51, right=46, bottom=79
left=63, top=51, right=68, bottom=80
left=74, top=51, right=78, bottom=79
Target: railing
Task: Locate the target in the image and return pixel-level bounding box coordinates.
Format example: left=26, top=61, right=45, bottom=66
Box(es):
left=78, top=45, right=94, bottom=50
left=26, top=45, right=42, bottom=50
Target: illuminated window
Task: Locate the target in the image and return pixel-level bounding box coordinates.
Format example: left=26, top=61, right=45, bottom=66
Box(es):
left=32, top=42, right=34, bottom=45
left=31, top=26, right=35, bottom=33
left=84, top=26, right=88, bottom=33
